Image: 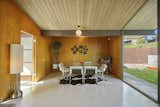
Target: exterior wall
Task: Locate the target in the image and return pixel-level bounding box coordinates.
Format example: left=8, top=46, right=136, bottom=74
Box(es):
left=124, top=48, right=157, bottom=64
left=0, top=0, right=52, bottom=100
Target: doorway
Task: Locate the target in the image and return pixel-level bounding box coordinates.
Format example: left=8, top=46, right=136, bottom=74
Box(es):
left=20, top=32, right=36, bottom=90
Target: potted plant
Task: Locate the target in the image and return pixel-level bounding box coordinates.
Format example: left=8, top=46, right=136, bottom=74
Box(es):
left=52, top=41, right=62, bottom=69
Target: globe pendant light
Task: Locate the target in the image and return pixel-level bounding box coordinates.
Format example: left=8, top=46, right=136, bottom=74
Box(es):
left=76, top=25, right=82, bottom=36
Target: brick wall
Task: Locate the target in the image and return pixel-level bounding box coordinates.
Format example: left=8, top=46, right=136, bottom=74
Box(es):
left=124, top=48, right=157, bottom=64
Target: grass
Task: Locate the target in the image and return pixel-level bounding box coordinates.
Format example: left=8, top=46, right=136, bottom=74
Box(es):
left=124, top=68, right=158, bottom=85
left=124, top=42, right=157, bottom=48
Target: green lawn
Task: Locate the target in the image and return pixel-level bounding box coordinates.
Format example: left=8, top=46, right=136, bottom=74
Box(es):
left=124, top=42, right=157, bottom=48
left=124, top=68, right=158, bottom=85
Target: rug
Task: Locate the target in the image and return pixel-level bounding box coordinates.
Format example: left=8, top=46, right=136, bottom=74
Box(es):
left=60, top=75, right=102, bottom=85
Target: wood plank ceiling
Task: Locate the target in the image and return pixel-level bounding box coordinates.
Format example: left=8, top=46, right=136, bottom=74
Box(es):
left=14, top=0, right=147, bottom=30
left=124, top=0, right=157, bottom=30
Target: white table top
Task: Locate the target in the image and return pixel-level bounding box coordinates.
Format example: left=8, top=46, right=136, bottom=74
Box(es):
left=70, top=65, right=83, bottom=68
left=70, top=65, right=98, bottom=69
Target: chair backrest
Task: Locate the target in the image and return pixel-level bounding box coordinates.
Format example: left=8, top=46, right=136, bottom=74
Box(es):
left=84, top=66, right=97, bottom=75
left=59, top=63, right=64, bottom=72
left=70, top=66, right=83, bottom=75
left=100, top=64, right=107, bottom=72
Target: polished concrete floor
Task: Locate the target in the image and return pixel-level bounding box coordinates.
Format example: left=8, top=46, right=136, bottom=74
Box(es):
left=1, top=73, right=159, bottom=107
left=124, top=72, right=157, bottom=100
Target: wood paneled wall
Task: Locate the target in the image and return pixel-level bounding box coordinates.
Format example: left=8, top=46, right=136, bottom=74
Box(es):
left=51, top=37, right=109, bottom=65
left=0, top=0, right=122, bottom=101
left=0, top=0, right=52, bottom=100
left=51, top=36, right=122, bottom=78
left=108, top=36, right=122, bottom=78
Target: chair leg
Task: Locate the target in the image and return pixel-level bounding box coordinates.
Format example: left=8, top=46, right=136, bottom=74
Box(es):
left=64, top=72, right=67, bottom=79
left=102, top=73, right=104, bottom=81
left=66, top=72, right=69, bottom=80
left=64, top=72, right=65, bottom=79
left=95, top=73, right=98, bottom=84
left=69, top=73, right=72, bottom=84
left=82, top=74, right=85, bottom=84
left=62, top=72, right=64, bottom=79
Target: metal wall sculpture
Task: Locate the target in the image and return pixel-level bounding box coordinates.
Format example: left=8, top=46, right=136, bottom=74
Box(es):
left=71, top=45, right=88, bottom=55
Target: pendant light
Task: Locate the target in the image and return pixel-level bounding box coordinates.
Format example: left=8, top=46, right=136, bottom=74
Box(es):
left=76, top=25, right=82, bottom=36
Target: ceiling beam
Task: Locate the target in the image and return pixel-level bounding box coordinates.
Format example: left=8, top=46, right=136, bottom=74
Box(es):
left=41, top=30, right=156, bottom=37
left=41, top=30, right=121, bottom=37
left=122, top=30, right=156, bottom=35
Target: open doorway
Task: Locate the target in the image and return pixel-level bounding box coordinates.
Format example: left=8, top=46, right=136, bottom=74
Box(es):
left=20, top=32, right=36, bottom=91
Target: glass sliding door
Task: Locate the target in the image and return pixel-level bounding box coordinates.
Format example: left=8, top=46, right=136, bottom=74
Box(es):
left=121, top=0, right=158, bottom=101
left=123, top=34, right=158, bottom=100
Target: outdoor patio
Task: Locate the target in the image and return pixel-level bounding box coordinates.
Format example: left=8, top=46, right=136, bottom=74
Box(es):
left=123, top=72, right=157, bottom=100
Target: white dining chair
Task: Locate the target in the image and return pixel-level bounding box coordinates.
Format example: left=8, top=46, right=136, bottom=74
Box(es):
left=84, top=66, right=98, bottom=83
left=69, top=66, right=84, bottom=84
left=59, top=63, right=70, bottom=80
left=97, top=64, right=108, bottom=81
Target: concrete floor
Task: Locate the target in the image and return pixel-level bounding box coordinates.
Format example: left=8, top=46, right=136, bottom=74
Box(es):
left=123, top=72, right=157, bottom=100
left=1, top=73, right=159, bottom=107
